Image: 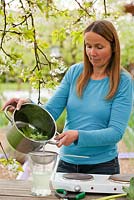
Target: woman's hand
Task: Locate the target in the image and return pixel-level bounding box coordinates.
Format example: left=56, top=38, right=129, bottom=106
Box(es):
left=54, top=130, right=79, bottom=148
left=2, top=98, right=31, bottom=112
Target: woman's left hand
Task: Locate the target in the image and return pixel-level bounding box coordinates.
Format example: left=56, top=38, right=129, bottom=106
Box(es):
left=54, top=130, right=78, bottom=147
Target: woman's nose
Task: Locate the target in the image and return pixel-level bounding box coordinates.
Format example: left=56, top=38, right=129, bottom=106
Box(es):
left=90, top=47, right=97, bottom=56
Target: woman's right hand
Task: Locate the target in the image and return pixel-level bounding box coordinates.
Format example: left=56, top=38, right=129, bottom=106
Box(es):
left=2, top=98, right=31, bottom=112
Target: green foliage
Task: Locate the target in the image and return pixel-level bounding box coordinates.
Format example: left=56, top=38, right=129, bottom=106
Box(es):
left=0, top=157, right=23, bottom=173
left=0, top=111, right=8, bottom=127
left=71, top=30, right=83, bottom=46
left=56, top=110, right=66, bottom=133
left=0, top=82, right=30, bottom=91
left=123, top=177, right=134, bottom=200
left=52, top=28, right=66, bottom=44
left=118, top=20, right=134, bottom=68
left=123, top=111, right=134, bottom=152
left=128, top=111, right=134, bottom=129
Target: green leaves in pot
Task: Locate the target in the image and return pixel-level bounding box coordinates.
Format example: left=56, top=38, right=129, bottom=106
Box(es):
left=19, top=123, right=49, bottom=141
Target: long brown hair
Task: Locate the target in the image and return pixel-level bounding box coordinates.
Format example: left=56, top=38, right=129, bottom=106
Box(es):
left=77, top=20, right=120, bottom=99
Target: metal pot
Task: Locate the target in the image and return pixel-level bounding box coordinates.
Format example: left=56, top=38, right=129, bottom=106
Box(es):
left=4, top=103, right=58, bottom=154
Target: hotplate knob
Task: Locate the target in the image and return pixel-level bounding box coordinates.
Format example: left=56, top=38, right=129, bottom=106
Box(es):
left=74, top=185, right=81, bottom=192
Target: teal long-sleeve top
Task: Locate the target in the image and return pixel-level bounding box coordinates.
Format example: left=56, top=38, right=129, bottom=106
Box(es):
left=44, top=63, right=133, bottom=164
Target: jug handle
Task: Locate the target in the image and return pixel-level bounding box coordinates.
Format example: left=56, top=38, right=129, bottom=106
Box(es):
left=4, top=105, right=14, bottom=124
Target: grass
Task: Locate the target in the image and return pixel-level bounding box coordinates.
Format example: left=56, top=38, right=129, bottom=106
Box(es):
left=123, top=129, right=134, bottom=152
left=0, top=82, right=30, bottom=92
left=123, top=111, right=134, bottom=152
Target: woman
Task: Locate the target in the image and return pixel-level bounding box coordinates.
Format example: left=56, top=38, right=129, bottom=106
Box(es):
left=2, top=20, right=133, bottom=175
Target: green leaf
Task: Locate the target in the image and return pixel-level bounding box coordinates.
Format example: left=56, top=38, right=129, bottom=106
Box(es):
left=123, top=177, right=134, bottom=200
left=22, top=28, right=34, bottom=42
left=37, top=2, right=45, bottom=13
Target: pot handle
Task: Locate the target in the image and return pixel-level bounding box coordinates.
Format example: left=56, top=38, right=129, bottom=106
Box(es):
left=47, top=140, right=59, bottom=145
left=4, top=105, right=14, bottom=124
left=47, top=132, right=61, bottom=145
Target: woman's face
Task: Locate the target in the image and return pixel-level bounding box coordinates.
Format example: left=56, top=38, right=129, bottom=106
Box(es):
left=84, top=31, right=112, bottom=69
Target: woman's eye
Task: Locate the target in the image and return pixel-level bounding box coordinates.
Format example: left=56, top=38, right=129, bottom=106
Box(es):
left=86, top=45, right=91, bottom=48
left=97, top=45, right=103, bottom=49
left=86, top=44, right=104, bottom=49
